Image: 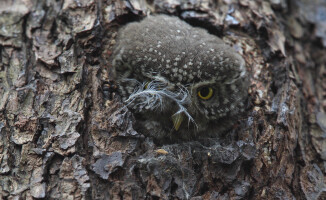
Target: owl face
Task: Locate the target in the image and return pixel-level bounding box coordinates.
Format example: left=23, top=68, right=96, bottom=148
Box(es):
left=111, top=15, right=248, bottom=140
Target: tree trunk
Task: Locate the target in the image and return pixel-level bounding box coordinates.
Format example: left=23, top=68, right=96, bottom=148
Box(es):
left=1, top=0, right=326, bottom=199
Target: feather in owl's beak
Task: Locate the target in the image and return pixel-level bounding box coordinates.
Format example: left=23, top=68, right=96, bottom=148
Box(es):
left=171, top=112, right=184, bottom=131
left=124, top=79, right=197, bottom=130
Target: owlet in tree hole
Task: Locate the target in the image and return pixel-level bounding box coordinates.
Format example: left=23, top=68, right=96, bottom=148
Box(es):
left=111, top=15, right=248, bottom=142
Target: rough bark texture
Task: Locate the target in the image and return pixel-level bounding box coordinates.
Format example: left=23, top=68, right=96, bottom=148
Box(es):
left=1, top=0, right=326, bottom=199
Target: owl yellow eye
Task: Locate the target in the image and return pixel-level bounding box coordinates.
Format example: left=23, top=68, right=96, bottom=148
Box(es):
left=198, top=87, right=214, bottom=100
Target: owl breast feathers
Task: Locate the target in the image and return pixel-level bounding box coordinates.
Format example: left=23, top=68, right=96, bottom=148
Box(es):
left=111, top=15, right=248, bottom=142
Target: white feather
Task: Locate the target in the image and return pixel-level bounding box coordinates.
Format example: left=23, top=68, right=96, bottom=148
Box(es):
left=123, top=78, right=197, bottom=127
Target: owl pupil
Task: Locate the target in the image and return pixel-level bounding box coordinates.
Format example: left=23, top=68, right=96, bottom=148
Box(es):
left=200, top=87, right=210, bottom=97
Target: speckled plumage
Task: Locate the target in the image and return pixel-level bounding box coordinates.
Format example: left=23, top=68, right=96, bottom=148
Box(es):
left=111, top=15, right=248, bottom=142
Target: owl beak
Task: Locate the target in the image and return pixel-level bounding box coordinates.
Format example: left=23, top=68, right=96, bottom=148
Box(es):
left=171, top=113, right=184, bottom=131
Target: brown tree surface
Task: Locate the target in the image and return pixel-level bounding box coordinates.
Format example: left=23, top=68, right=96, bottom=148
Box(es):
left=1, top=0, right=326, bottom=199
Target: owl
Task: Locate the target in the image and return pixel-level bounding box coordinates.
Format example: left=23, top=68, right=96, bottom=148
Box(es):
left=111, top=15, right=248, bottom=142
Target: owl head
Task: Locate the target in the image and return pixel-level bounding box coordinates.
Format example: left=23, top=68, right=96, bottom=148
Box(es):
left=111, top=15, right=248, bottom=141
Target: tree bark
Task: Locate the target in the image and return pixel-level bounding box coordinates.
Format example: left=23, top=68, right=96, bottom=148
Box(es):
left=1, top=0, right=326, bottom=199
